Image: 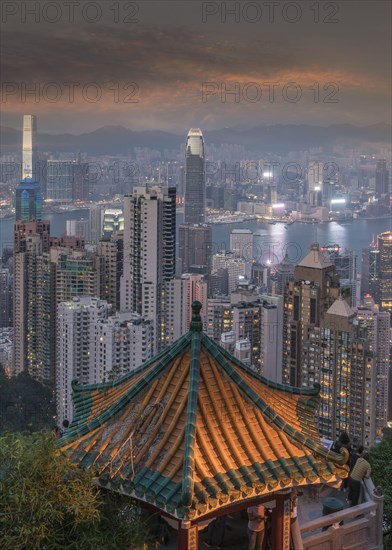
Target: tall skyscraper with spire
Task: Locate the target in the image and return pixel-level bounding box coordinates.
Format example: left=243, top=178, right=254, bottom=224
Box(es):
left=184, top=128, right=205, bottom=224
left=16, top=115, right=42, bottom=221
left=22, top=114, right=37, bottom=180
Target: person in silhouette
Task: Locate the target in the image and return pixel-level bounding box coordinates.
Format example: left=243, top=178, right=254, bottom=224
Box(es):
left=348, top=452, right=371, bottom=506
left=247, top=504, right=266, bottom=550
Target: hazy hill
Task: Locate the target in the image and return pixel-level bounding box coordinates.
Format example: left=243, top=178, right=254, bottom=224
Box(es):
left=1, top=123, right=390, bottom=155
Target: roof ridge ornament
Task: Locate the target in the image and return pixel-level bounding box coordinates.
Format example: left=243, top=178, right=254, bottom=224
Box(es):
left=190, top=301, right=203, bottom=332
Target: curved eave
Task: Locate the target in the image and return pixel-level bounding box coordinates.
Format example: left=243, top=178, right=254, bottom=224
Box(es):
left=94, top=459, right=348, bottom=521
left=200, top=334, right=348, bottom=467
left=71, top=332, right=191, bottom=394
left=57, top=333, right=192, bottom=447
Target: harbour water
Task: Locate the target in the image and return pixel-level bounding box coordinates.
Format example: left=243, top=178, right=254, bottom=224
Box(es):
left=0, top=210, right=390, bottom=266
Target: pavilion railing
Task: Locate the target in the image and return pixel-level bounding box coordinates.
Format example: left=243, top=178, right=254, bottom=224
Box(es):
left=299, top=487, right=384, bottom=550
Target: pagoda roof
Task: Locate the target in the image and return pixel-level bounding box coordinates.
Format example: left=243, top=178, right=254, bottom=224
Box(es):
left=58, top=302, right=348, bottom=521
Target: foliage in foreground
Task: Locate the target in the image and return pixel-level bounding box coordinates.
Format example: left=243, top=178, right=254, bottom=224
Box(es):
left=0, top=431, right=149, bottom=549
left=0, top=365, right=56, bottom=434
left=369, top=432, right=392, bottom=540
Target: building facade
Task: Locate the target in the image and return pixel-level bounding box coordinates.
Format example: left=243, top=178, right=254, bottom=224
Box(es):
left=120, top=185, right=176, bottom=352
left=184, top=129, right=205, bottom=224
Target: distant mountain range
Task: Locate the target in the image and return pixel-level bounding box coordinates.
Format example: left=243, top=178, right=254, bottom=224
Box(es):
left=1, top=123, right=390, bottom=155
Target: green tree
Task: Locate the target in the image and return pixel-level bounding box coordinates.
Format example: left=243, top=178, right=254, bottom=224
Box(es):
left=0, top=366, right=56, bottom=434
left=369, top=433, right=392, bottom=547
left=0, top=431, right=149, bottom=549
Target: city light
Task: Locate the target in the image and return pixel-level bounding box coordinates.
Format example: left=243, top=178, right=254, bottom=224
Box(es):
left=272, top=203, right=285, bottom=209
left=330, top=198, right=346, bottom=204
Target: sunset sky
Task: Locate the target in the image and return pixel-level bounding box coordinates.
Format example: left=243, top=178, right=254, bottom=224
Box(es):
left=2, top=0, right=391, bottom=133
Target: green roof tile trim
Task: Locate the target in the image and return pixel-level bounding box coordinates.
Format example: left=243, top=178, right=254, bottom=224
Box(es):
left=92, top=454, right=343, bottom=519
left=213, top=335, right=320, bottom=397
left=203, top=334, right=348, bottom=468
left=182, top=331, right=201, bottom=507
left=70, top=333, right=190, bottom=394
left=57, top=333, right=193, bottom=448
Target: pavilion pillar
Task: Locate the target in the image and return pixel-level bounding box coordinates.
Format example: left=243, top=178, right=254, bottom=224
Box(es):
left=178, top=520, right=198, bottom=550
left=272, top=492, right=291, bottom=550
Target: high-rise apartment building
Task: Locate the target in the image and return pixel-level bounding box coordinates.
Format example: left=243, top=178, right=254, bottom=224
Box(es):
left=375, top=159, right=389, bottom=196
left=230, top=229, right=253, bottom=260
left=95, top=312, right=154, bottom=381
left=206, top=298, right=233, bottom=342
left=89, top=204, right=105, bottom=243
left=282, top=243, right=340, bottom=386
left=212, top=252, right=246, bottom=293
left=179, top=224, right=211, bottom=274
left=378, top=231, right=392, bottom=314
left=57, top=297, right=111, bottom=424
left=323, top=246, right=358, bottom=305
left=66, top=219, right=90, bottom=240
left=12, top=221, right=51, bottom=377
left=0, top=268, right=12, bottom=328
left=120, top=185, right=176, bottom=352
left=273, top=254, right=294, bottom=296
left=355, top=295, right=390, bottom=435
left=301, top=297, right=376, bottom=445
left=13, top=226, right=99, bottom=382
left=184, top=129, right=205, bottom=224
left=57, top=298, right=153, bottom=425
left=231, top=301, right=262, bottom=372
left=166, top=273, right=208, bottom=342
left=259, top=295, right=283, bottom=382
left=97, top=232, right=124, bottom=312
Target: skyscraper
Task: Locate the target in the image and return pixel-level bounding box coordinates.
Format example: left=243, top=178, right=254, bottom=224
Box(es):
left=378, top=231, right=392, bottom=314
left=184, top=128, right=205, bottom=224
left=0, top=268, right=12, bottom=328
left=16, top=115, right=42, bottom=221
left=46, top=160, right=74, bottom=202
left=12, top=221, right=51, bottom=377
left=282, top=243, right=340, bottom=386
left=97, top=231, right=124, bottom=312
left=102, top=209, right=124, bottom=239
left=305, top=297, right=376, bottom=445
left=166, top=273, right=208, bottom=342
left=307, top=160, right=323, bottom=203
left=179, top=223, right=211, bottom=274
left=355, top=295, right=390, bottom=435
left=120, top=185, right=176, bottom=351
left=57, top=297, right=111, bottom=424
left=15, top=181, right=43, bottom=221
left=230, top=229, right=253, bottom=259
left=375, top=159, right=389, bottom=196
left=22, top=114, right=37, bottom=180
